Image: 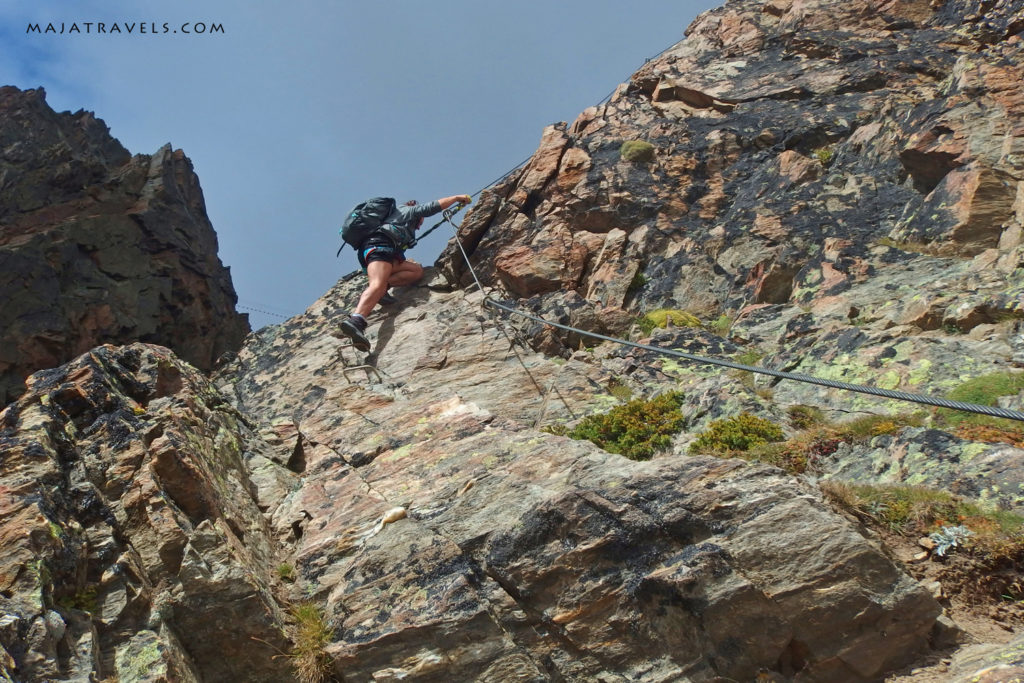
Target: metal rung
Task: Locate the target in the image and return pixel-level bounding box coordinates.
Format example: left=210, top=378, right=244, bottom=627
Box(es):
left=335, top=337, right=382, bottom=384
left=342, top=364, right=382, bottom=383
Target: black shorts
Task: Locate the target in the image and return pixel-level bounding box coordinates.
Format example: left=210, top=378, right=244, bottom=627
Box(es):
left=358, top=242, right=406, bottom=270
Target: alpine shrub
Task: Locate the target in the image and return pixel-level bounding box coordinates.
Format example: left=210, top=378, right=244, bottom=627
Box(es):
left=620, top=140, right=656, bottom=163
left=565, top=391, right=685, bottom=460
left=689, top=413, right=784, bottom=454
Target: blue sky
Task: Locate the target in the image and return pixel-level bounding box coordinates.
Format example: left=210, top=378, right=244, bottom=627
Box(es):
left=4, top=0, right=720, bottom=330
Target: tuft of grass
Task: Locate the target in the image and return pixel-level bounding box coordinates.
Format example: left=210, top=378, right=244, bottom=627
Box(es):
left=697, top=411, right=922, bottom=475
left=939, top=372, right=1024, bottom=428
left=277, top=563, right=296, bottom=583
left=876, top=236, right=947, bottom=256
left=689, top=413, right=784, bottom=454
left=290, top=603, right=333, bottom=683
left=638, top=309, right=701, bottom=335
left=820, top=481, right=1024, bottom=558
left=556, top=391, right=686, bottom=461
left=821, top=482, right=958, bottom=533
left=788, top=405, right=825, bottom=430
left=730, top=349, right=766, bottom=393
left=620, top=139, right=656, bottom=163
left=832, top=413, right=925, bottom=441
left=733, top=349, right=763, bottom=366
left=954, top=422, right=1024, bottom=448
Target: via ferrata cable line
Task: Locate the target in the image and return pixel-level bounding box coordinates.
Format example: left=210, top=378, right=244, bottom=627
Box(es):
left=437, top=210, right=1024, bottom=424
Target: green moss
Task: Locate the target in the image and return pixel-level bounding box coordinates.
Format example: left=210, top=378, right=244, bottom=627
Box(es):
left=114, top=635, right=164, bottom=682
left=620, top=140, right=656, bottom=163
left=689, top=413, right=784, bottom=454
left=561, top=391, right=686, bottom=461
left=638, top=309, right=701, bottom=335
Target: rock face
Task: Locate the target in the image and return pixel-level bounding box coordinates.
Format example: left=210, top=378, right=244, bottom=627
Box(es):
left=0, top=87, right=249, bottom=406
left=3, top=0, right=1024, bottom=681
left=208, top=274, right=944, bottom=682
left=0, top=343, right=291, bottom=682
left=438, top=0, right=1024, bottom=404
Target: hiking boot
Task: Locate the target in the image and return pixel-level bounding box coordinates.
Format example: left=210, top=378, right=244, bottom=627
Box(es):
left=378, top=291, right=398, bottom=305
left=338, top=315, right=371, bottom=352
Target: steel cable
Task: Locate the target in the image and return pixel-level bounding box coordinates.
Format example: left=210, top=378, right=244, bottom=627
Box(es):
left=444, top=219, right=1024, bottom=423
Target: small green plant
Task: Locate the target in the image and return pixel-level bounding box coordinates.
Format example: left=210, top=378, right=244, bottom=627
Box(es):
left=689, top=413, right=784, bottom=454
left=277, top=563, right=296, bottom=583
left=733, top=349, right=763, bottom=366
left=620, top=139, right=656, bottom=163
left=561, top=391, right=686, bottom=460
left=627, top=270, right=649, bottom=296
left=290, top=603, right=333, bottom=683
left=708, top=314, right=732, bottom=337
left=729, top=349, right=766, bottom=392
left=812, top=145, right=835, bottom=166
left=638, top=309, right=701, bottom=335
left=607, top=380, right=633, bottom=402
left=57, top=586, right=98, bottom=613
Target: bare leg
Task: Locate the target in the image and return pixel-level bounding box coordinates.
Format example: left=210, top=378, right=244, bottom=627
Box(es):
left=387, top=260, right=424, bottom=287
left=354, top=260, right=394, bottom=318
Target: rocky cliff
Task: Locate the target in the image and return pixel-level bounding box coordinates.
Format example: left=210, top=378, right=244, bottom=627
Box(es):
left=2, top=1, right=1024, bottom=682
left=0, top=86, right=249, bottom=406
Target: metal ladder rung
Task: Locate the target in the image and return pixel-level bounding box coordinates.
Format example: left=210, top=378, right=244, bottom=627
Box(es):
left=336, top=337, right=382, bottom=383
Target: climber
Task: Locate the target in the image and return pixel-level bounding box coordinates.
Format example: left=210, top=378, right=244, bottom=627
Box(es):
left=338, top=194, right=472, bottom=352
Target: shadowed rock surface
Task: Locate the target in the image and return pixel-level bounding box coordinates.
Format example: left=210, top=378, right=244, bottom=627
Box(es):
left=0, top=344, right=291, bottom=682
left=0, top=86, right=249, bottom=406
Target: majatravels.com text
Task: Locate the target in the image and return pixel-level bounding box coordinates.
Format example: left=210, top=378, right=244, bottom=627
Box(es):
left=27, top=22, right=224, bottom=35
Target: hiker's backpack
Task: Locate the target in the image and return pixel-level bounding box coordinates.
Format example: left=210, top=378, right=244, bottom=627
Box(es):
left=339, top=197, right=396, bottom=251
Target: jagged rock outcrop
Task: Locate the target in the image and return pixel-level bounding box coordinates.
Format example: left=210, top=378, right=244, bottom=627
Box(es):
left=438, top=0, right=1024, bottom=391
left=0, top=343, right=290, bottom=682
left=0, top=86, right=249, bottom=406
